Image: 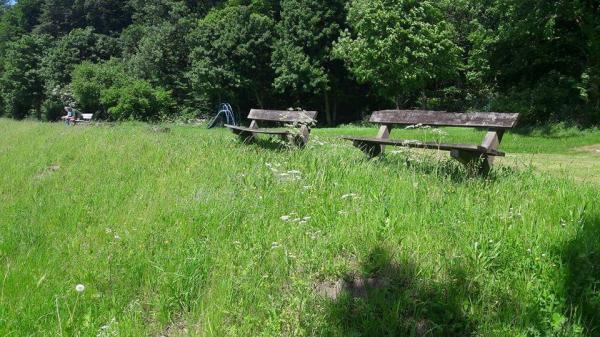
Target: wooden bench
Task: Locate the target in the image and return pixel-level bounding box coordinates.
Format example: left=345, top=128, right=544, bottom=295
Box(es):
left=62, top=109, right=93, bottom=125
left=226, top=109, right=318, bottom=147
left=342, top=110, right=520, bottom=174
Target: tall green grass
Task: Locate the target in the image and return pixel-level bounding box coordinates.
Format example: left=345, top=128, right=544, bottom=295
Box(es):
left=0, top=119, right=599, bottom=336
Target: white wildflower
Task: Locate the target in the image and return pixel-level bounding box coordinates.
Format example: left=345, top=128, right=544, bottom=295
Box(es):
left=432, top=128, right=448, bottom=136
left=280, top=215, right=291, bottom=222
left=75, top=284, right=85, bottom=293
left=341, top=193, right=357, bottom=200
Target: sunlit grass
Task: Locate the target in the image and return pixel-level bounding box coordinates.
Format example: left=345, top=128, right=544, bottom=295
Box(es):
left=1, top=119, right=599, bottom=336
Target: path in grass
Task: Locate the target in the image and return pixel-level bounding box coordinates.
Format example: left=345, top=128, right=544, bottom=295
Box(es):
left=1, top=119, right=599, bottom=337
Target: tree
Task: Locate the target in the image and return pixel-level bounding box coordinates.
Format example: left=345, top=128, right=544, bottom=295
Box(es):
left=123, top=21, right=193, bottom=104
left=335, top=0, right=461, bottom=108
left=272, top=0, right=347, bottom=125
left=71, top=60, right=173, bottom=120
left=128, top=0, right=192, bottom=24
left=186, top=5, right=274, bottom=112
left=0, top=34, right=50, bottom=119
left=0, top=0, right=43, bottom=52
left=36, top=0, right=131, bottom=36
left=480, top=0, right=600, bottom=123
left=40, top=27, right=120, bottom=92
left=71, top=60, right=127, bottom=117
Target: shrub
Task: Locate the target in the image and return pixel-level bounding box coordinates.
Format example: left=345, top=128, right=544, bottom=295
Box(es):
left=40, top=96, right=64, bottom=121
left=71, top=60, right=127, bottom=118
left=100, top=79, right=173, bottom=121
left=72, top=60, right=174, bottom=121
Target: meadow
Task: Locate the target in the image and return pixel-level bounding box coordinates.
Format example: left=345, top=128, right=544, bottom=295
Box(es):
left=1, top=119, right=599, bottom=336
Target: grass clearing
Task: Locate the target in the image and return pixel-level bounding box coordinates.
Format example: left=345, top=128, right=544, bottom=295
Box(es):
left=1, top=119, right=600, bottom=336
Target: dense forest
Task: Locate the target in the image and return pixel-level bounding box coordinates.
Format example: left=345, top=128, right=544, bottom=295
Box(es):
left=0, top=0, right=598, bottom=125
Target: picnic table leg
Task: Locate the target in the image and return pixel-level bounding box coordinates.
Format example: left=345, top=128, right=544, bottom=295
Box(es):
left=376, top=125, right=391, bottom=155
left=237, top=120, right=259, bottom=143
left=290, top=125, right=310, bottom=148
left=480, top=130, right=504, bottom=170
left=450, top=130, right=504, bottom=175
left=354, top=141, right=382, bottom=157
left=450, top=150, right=489, bottom=174
left=354, top=125, right=391, bottom=158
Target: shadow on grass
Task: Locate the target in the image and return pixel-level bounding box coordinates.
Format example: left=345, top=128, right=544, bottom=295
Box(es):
left=562, top=213, right=600, bottom=335
left=325, top=247, right=475, bottom=337
left=511, top=124, right=589, bottom=138
left=373, top=152, right=522, bottom=183
left=244, top=137, right=293, bottom=152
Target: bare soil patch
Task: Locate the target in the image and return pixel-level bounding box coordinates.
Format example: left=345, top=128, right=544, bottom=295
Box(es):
left=315, top=276, right=391, bottom=300
left=576, top=144, right=600, bottom=154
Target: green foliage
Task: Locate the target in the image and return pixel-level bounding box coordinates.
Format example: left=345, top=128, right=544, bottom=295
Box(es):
left=35, top=0, right=131, bottom=36
left=100, top=79, right=173, bottom=121
left=123, top=20, right=193, bottom=103
left=0, top=33, right=50, bottom=119
left=129, top=0, right=193, bottom=24
left=0, top=0, right=598, bottom=125
left=336, top=0, right=462, bottom=107
left=71, top=60, right=173, bottom=121
left=41, top=27, right=120, bottom=92
left=467, top=0, right=600, bottom=124
left=272, top=0, right=350, bottom=124
left=0, top=0, right=43, bottom=55
left=71, top=60, right=127, bottom=117
left=186, top=5, right=274, bottom=110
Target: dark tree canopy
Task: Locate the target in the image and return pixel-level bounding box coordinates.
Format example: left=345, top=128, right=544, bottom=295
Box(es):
left=0, top=0, right=598, bottom=125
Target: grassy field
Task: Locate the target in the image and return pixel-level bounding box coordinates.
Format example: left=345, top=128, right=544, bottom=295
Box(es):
left=1, top=119, right=599, bottom=337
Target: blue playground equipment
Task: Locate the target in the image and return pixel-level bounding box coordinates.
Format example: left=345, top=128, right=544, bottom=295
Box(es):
left=207, top=103, right=237, bottom=128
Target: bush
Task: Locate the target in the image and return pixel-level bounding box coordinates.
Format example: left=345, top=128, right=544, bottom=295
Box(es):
left=72, top=59, right=173, bottom=121
left=100, top=79, right=173, bottom=121
left=41, top=96, right=64, bottom=121
left=71, top=60, right=127, bottom=119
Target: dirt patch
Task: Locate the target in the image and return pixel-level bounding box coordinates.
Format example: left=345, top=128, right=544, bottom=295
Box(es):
left=576, top=144, right=600, bottom=154
left=150, top=126, right=171, bottom=133
left=35, top=164, right=60, bottom=179
left=158, top=319, right=188, bottom=337
left=315, top=276, right=391, bottom=300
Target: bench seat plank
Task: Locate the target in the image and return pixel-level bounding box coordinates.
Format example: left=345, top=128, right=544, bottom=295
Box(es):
left=342, top=136, right=505, bottom=156
left=225, top=124, right=291, bottom=135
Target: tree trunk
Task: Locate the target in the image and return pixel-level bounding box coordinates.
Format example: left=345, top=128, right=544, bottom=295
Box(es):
left=254, top=89, right=264, bottom=109
left=325, top=91, right=332, bottom=126
left=332, top=93, right=338, bottom=126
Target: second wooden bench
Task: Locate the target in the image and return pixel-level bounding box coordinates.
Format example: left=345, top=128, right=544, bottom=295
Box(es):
left=342, top=110, right=520, bottom=174
left=226, top=109, right=318, bottom=147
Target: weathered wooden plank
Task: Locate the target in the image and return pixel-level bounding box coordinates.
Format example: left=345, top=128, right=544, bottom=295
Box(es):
left=248, top=109, right=318, bottom=123
left=342, top=136, right=505, bottom=156
left=480, top=130, right=505, bottom=168
left=370, top=110, right=520, bottom=129
left=225, top=125, right=290, bottom=135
